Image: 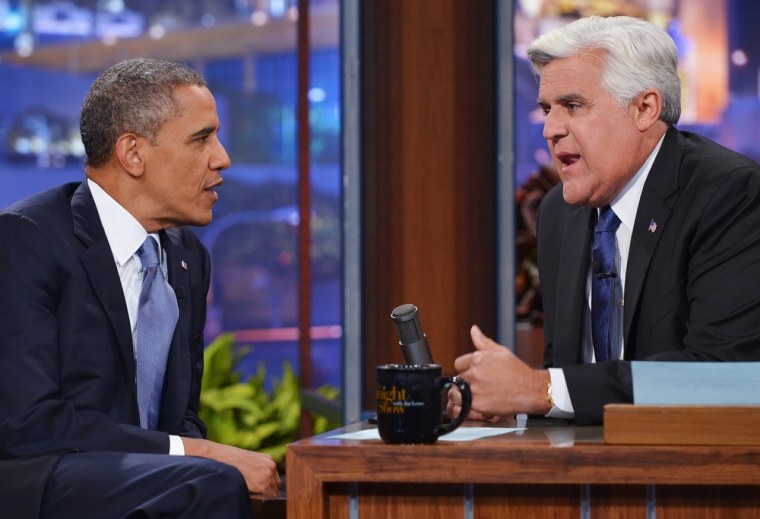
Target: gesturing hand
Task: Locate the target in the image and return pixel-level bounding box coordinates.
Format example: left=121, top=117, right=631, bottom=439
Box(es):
left=447, top=325, right=550, bottom=420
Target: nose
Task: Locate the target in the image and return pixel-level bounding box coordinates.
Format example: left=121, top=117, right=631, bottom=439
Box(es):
left=211, top=139, right=231, bottom=172
left=542, top=110, right=568, bottom=142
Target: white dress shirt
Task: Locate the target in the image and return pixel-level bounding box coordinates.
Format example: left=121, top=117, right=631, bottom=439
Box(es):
left=88, top=179, right=185, bottom=455
left=547, top=134, right=665, bottom=418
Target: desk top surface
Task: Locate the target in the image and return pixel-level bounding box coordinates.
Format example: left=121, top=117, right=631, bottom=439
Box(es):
left=287, top=417, right=760, bottom=485
left=299, top=416, right=603, bottom=447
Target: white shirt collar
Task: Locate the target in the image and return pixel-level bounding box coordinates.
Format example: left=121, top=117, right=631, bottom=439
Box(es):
left=87, top=178, right=150, bottom=265
left=609, top=133, right=666, bottom=232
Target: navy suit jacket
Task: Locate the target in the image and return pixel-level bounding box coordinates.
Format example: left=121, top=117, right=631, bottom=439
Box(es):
left=0, top=181, right=210, bottom=516
left=538, top=127, right=760, bottom=424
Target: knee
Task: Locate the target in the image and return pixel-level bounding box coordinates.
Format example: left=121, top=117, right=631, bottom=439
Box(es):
left=190, top=458, right=247, bottom=492
left=178, top=458, right=250, bottom=514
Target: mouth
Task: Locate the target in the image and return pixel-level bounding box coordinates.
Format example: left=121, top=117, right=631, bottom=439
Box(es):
left=555, top=151, right=580, bottom=172
left=204, top=178, right=223, bottom=191
left=204, top=179, right=223, bottom=201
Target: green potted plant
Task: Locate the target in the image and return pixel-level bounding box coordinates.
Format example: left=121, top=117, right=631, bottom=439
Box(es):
left=199, top=333, right=340, bottom=464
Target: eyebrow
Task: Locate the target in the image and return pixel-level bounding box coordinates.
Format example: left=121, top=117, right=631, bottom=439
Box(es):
left=537, top=93, right=587, bottom=106
left=188, top=126, right=216, bottom=140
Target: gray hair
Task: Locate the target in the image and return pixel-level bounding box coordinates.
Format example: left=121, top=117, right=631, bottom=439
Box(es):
left=527, top=16, right=681, bottom=125
left=80, top=58, right=208, bottom=167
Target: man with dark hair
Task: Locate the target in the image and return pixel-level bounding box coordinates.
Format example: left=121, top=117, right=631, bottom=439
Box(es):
left=0, top=58, right=280, bottom=517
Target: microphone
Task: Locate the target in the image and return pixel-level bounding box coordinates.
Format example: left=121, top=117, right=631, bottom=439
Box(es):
left=391, top=304, right=434, bottom=365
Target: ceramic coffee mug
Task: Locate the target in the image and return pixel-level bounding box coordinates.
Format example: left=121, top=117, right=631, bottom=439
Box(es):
left=376, top=364, right=471, bottom=444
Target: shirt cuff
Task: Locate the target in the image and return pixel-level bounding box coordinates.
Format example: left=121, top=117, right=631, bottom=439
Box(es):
left=168, top=435, right=185, bottom=456
left=546, top=368, right=575, bottom=419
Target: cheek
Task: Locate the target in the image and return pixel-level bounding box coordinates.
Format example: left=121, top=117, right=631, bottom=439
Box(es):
left=577, top=128, right=618, bottom=172
left=589, top=134, right=629, bottom=174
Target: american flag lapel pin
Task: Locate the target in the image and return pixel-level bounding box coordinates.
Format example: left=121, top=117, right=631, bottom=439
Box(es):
left=181, top=260, right=188, bottom=270
left=648, top=219, right=658, bottom=233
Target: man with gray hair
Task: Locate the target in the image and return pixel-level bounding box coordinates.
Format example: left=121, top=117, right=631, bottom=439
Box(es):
left=449, top=16, right=760, bottom=424
left=0, top=58, right=280, bottom=517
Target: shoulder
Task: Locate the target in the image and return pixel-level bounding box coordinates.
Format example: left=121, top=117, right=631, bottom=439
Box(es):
left=649, top=129, right=760, bottom=209
left=679, top=131, right=760, bottom=210
left=3, top=182, right=80, bottom=216
left=0, top=183, right=83, bottom=241
left=1, top=182, right=81, bottom=230
left=651, top=128, right=760, bottom=188
left=677, top=130, right=760, bottom=180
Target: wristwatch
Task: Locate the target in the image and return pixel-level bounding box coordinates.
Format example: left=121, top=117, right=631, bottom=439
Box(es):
left=546, top=382, right=556, bottom=409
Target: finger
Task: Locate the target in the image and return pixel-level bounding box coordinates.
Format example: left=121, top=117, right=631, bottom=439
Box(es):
left=464, top=409, right=492, bottom=421
left=470, top=324, right=501, bottom=351
left=453, top=352, right=472, bottom=372
left=447, top=386, right=461, bottom=406
left=255, top=487, right=278, bottom=499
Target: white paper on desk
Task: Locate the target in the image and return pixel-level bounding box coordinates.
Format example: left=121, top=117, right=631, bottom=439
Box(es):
left=632, top=361, right=760, bottom=405
left=327, top=427, right=524, bottom=442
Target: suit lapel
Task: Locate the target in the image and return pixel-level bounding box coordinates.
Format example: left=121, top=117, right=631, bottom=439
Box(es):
left=159, top=228, right=192, bottom=430
left=553, top=204, right=596, bottom=366
left=623, top=128, right=682, bottom=353
left=72, top=182, right=137, bottom=386
left=162, top=228, right=191, bottom=329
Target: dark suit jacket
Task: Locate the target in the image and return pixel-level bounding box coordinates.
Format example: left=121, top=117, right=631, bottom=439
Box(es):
left=0, top=181, right=210, bottom=517
left=538, top=127, right=760, bottom=424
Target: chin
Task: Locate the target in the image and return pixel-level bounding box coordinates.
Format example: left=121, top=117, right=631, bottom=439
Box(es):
left=561, top=185, right=588, bottom=206
left=183, top=212, right=214, bottom=228
left=195, top=215, right=214, bottom=227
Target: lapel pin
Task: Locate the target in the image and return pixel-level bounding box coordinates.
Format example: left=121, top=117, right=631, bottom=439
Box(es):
left=181, top=260, right=188, bottom=270
left=648, top=219, right=658, bottom=233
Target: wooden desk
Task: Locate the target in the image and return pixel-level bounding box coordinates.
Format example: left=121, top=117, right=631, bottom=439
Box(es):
left=286, top=418, right=760, bottom=518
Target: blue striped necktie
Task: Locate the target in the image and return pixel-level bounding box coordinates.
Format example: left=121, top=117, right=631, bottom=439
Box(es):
left=591, top=206, right=620, bottom=362
left=136, top=236, right=179, bottom=429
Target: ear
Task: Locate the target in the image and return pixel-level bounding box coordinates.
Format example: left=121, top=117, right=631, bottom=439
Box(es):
left=633, top=89, right=662, bottom=131
left=114, top=133, right=145, bottom=178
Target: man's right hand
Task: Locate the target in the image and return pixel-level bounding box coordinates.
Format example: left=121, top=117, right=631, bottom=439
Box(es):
left=448, top=325, right=551, bottom=419
left=182, top=437, right=281, bottom=497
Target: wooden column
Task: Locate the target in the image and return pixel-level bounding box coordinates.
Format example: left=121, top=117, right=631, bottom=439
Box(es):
left=297, top=0, right=314, bottom=437
left=361, top=0, right=497, bottom=409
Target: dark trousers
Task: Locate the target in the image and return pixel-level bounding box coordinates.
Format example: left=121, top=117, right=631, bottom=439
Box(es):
left=40, top=452, right=252, bottom=518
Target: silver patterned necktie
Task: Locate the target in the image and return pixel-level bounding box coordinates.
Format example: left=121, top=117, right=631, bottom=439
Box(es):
left=135, top=236, right=179, bottom=429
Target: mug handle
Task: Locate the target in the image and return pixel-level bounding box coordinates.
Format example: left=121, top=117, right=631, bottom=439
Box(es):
left=435, top=376, right=472, bottom=437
